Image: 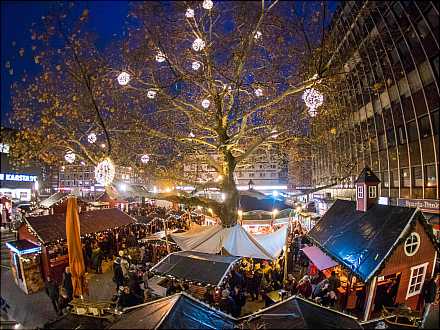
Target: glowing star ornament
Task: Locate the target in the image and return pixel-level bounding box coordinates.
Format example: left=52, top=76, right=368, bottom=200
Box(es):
left=155, top=51, right=166, bottom=63
left=202, top=0, right=213, bottom=10
left=141, top=154, right=150, bottom=164
left=302, top=88, right=323, bottom=117
left=254, top=31, right=262, bottom=40
left=117, top=72, right=130, bottom=86
left=87, top=133, right=97, bottom=144
left=94, top=158, right=115, bottom=186
left=255, top=88, right=263, bottom=97
left=192, top=61, right=201, bottom=71
left=192, top=38, right=205, bottom=52
left=201, top=99, right=210, bottom=108
left=147, top=90, right=157, bottom=99
left=185, top=8, right=194, bottom=18
left=64, top=152, right=76, bottom=164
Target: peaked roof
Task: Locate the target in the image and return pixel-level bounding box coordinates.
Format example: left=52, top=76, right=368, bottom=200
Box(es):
left=240, top=295, right=362, bottom=329
left=109, top=292, right=236, bottom=329
left=354, top=166, right=380, bottom=183
left=24, top=208, right=137, bottom=244
left=308, top=199, right=418, bottom=282
left=151, top=251, right=240, bottom=286
left=39, top=192, right=89, bottom=209
left=239, top=190, right=291, bottom=212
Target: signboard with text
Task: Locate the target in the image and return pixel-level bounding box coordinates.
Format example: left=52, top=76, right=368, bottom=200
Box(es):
left=0, top=173, right=38, bottom=182
left=397, top=198, right=440, bottom=213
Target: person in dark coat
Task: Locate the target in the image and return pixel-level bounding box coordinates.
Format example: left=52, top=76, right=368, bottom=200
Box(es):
left=231, top=286, right=246, bottom=317
left=113, top=257, right=125, bottom=292
left=328, top=271, right=341, bottom=292
left=62, top=267, right=73, bottom=302
left=421, top=274, right=439, bottom=324
left=219, top=289, right=236, bottom=315
left=45, top=276, right=60, bottom=315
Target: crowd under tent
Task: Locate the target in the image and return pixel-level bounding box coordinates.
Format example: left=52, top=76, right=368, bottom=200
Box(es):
left=8, top=208, right=137, bottom=290
left=239, top=295, right=362, bottom=329
left=149, top=251, right=240, bottom=298
left=307, top=167, right=438, bottom=321
left=170, top=224, right=288, bottom=260
left=109, top=292, right=236, bottom=329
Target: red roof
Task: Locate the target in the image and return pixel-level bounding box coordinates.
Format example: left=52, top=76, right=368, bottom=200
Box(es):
left=301, top=245, right=338, bottom=271
left=24, top=208, right=137, bottom=244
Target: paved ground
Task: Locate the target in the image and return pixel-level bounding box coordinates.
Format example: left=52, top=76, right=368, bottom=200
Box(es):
left=1, top=259, right=116, bottom=329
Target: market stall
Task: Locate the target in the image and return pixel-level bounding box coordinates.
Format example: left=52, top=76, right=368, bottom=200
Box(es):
left=14, top=208, right=137, bottom=287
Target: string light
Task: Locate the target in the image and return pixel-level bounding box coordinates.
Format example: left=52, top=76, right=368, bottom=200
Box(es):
left=95, top=158, right=115, bottom=186
left=64, top=152, right=76, bottom=164
left=302, top=88, right=323, bottom=117
left=185, top=8, right=194, bottom=18
left=87, top=133, right=97, bottom=144
left=254, top=31, right=262, bottom=40
left=192, top=61, right=201, bottom=71
left=141, top=154, right=150, bottom=164
left=117, top=72, right=130, bottom=86
left=202, top=0, right=213, bottom=10
left=189, top=132, right=195, bottom=138
left=155, top=51, right=166, bottom=63
left=147, top=90, right=157, bottom=99
left=201, top=99, right=210, bottom=108
left=255, top=88, right=263, bottom=97
left=192, top=38, right=205, bottom=52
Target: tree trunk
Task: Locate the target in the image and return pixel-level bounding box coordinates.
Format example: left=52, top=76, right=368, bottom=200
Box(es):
left=218, top=148, right=239, bottom=227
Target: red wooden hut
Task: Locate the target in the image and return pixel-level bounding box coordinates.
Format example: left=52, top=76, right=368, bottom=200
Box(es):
left=306, top=167, right=438, bottom=321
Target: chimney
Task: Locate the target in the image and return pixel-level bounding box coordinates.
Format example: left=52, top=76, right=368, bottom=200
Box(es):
left=354, top=166, right=381, bottom=212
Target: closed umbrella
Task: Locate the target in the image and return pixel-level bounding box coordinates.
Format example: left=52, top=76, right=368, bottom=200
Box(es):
left=66, top=196, right=86, bottom=297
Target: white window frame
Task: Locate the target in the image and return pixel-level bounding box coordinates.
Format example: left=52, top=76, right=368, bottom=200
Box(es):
left=357, top=185, right=364, bottom=198
left=368, top=185, right=377, bottom=198
left=404, top=232, right=421, bottom=257
left=406, top=262, right=428, bottom=299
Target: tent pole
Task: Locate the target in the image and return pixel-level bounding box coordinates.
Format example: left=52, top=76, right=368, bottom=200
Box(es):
left=283, top=223, right=289, bottom=282
left=163, top=218, right=170, bottom=254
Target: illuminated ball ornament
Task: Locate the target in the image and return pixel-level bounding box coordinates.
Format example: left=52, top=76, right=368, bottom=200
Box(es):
left=201, top=99, right=210, bottom=108
left=94, top=158, right=115, bottom=186
left=87, top=133, right=97, bottom=144
left=192, top=61, right=201, bottom=71
left=203, top=0, right=213, bottom=10
left=185, top=8, right=194, bottom=18
left=192, top=38, right=205, bottom=52
left=141, top=154, right=150, bottom=164
left=64, top=152, right=76, bottom=164
left=147, top=90, right=157, bottom=99
left=255, top=88, right=263, bottom=97
left=302, top=88, right=323, bottom=117
left=155, top=51, right=166, bottom=63
left=117, top=72, right=130, bottom=86
left=189, top=132, right=195, bottom=138
left=254, top=31, right=262, bottom=40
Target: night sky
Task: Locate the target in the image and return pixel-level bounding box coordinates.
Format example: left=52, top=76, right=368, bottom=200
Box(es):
left=1, top=1, right=129, bottom=127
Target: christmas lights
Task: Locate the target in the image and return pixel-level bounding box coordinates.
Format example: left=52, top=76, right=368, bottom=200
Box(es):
left=201, top=99, right=210, bottom=108
left=192, top=61, right=201, bottom=71
left=155, top=51, right=166, bottom=63
left=302, top=88, right=323, bottom=117
left=192, top=38, right=205, bottom=52
left=117, top=72, right=130, bottom=86
left=255, top=88, right=263, bottom=97
left=185, top=8, right=194, bottom=18
left=141, top=154, right=150, bottom=164
left=147, top=90, right=157, bottom=99
left=64, top=152, right=76, bottom=164
left=254, top=31, right=262, bottom=40
left=202, top=0, right=213, bottom=10
left=95, top=158, right=115, bottom=186
left=87, top=133, right=97, bottom=144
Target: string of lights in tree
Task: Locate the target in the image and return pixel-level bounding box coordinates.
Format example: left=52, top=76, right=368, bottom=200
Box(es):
left=95, top=157, right=116, bottom=186
left=302, top=88, right=324, bottom=117
left=87, top=133, right=97, bottom=144
left=64, top=151, right=76, bottom=164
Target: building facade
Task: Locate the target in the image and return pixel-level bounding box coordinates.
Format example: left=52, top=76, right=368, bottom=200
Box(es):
left=311, top=1, right=439, bottom=215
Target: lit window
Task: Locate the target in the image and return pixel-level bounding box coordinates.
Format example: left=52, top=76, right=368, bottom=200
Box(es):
left=357, top=185, right=364, bottom=198
left=404, top=232, right=420, bottom=256
left=368, top=185, right=377, bottom=198
left=406, top=262, right=428, bottom=298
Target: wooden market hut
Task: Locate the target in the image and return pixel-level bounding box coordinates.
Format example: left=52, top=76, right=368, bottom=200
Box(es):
left=239, top=295, right=362, bottom=329
left=89, top=191, right=128, bottom=211
left=109, top=292, right=236, bottom=329
left=8, top=208, right=137, bottom=292
left=39, top=191, right=90, bottom=214
left=306, top=167, right=438, bottom=321
left=149, top=251, right=241, bottom=299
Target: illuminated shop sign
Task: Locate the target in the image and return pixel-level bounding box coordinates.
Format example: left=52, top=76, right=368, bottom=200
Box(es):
left=0, top=173, right=38, bottom=182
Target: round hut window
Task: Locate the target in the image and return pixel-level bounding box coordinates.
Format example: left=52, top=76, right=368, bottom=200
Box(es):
left=404, top=232, right=420, bottom=256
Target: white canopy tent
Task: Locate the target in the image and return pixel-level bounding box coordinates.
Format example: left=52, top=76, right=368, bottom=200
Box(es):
left=170, top=224, right=288, bottom=260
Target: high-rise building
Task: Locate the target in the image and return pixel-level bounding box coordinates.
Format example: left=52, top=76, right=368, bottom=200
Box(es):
left=311, top=1, right=439, bottom=216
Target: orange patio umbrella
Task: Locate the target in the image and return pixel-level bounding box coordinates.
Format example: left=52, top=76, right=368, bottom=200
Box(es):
left=66, top=196, right=86, bottom=298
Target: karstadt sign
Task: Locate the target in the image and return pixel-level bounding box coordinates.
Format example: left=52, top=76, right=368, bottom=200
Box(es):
left=0, top=173, right=38, bottom=182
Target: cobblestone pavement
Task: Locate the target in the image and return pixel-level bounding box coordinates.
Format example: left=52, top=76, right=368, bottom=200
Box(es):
left=1, top=259, right=116, bottom=329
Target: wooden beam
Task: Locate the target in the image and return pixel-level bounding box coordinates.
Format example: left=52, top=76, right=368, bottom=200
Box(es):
left=363, top=276, right=377, bottom=322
